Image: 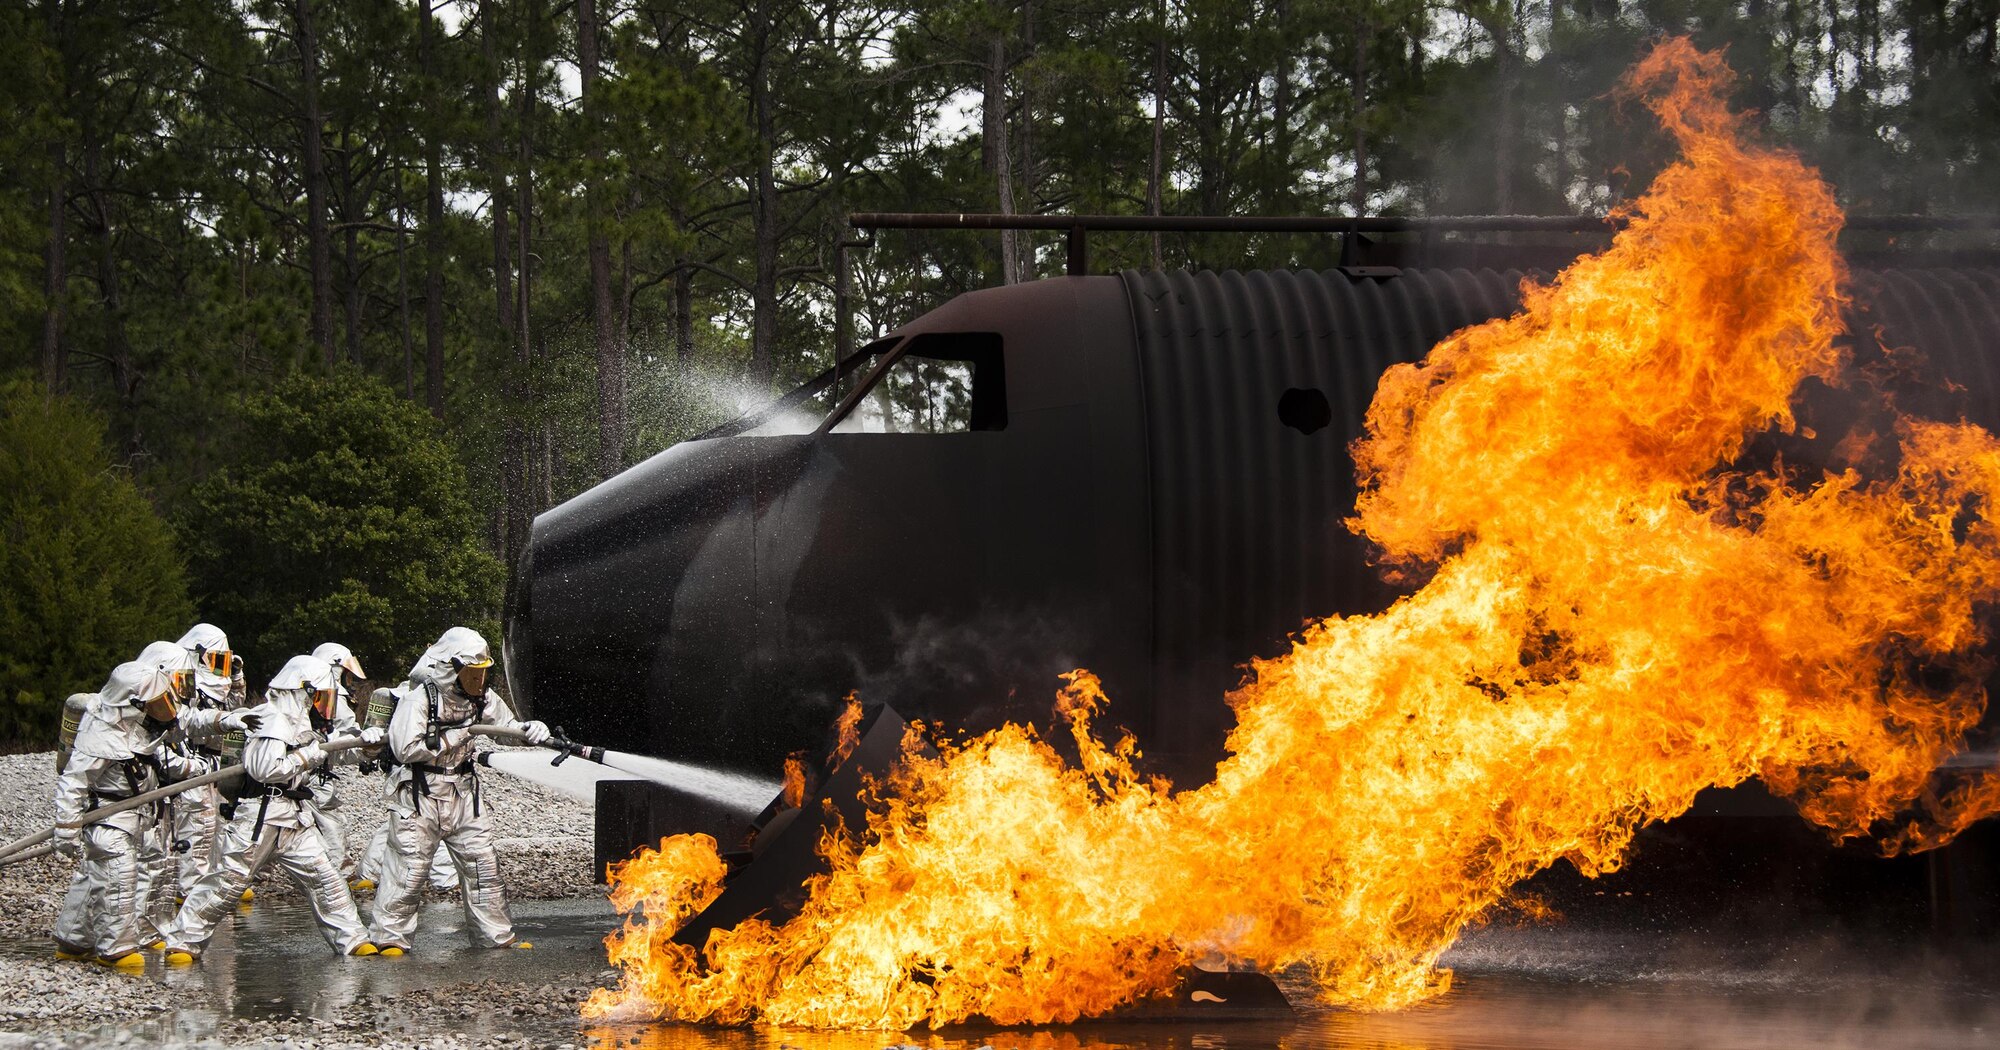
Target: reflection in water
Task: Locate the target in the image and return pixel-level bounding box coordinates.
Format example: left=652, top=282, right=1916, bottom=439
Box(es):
left=1, top=895, right=1992, bottom=1048
left=585, top=966, right=1998, bottom=1050
left=580, top=1023, right=1303, bottom=1050
left=582, top=922, right=1998, bottom=1050
left=148, top=896, right=622, bottom=1023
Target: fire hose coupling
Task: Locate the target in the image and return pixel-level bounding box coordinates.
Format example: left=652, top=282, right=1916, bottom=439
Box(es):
left=544, top=727, right=605, bottom=767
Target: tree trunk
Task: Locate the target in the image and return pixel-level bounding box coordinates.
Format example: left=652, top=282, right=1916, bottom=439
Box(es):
left=40, top=0, right=68, bottom=393
left=619, top=234, right=633, bottom=354
left=295, top=0, right=335, bottom=365
left=1491, top=20, right=1517, bottom=215
left=423, top=0, right=448, bottom=417
left=1014, top=0, right=1036, bottom=280
left=397, top=170, right=413, bottom=397
left=1351, top=17, right=1369, bottom=215
left=668, top=200, right=694, bottom=366
left=748, top=0, right=779, bottom=385
left=343, top=206, right=362, bottom=364
left=483, top=0, right=513, bottom=342
left=984, top=29, right=1017, bottom=284
left=42, top=137, right=66, bottom=393
left=675, top=265, right=695, bottom=365
left=1149, top=0, right=1166, bottom=270
left=83, top=128, right=134, bottom=441
left=1274, top=0, right=1293, bottom=209
left=503, top=0, right=536, bottom=618
left=578, top=0, right=622, bottom=478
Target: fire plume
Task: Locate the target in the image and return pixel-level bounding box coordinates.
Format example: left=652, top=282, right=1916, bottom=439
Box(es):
left=587, top=39, right=2000, bottom=1028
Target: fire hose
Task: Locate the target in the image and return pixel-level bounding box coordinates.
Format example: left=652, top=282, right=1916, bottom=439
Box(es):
left=0, top=724, right=602, bottom=868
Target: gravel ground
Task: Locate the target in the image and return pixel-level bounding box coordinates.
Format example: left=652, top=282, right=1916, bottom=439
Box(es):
left=0, top=748, right=612, bottom=1048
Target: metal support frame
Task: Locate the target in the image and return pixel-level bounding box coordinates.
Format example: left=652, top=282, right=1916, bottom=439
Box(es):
left=834, top=211, right=2000, bottom=345
left=833, top=231, right=875, bottom=363
left=846, top=210, right=2000, bottom=276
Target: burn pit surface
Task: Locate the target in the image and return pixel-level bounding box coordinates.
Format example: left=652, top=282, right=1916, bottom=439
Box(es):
left=0, top=892, right=1990, bottom=1047
left=585, top=921, right=1999, bottom=1050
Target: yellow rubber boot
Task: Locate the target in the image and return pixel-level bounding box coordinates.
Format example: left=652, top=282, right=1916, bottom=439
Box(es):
left=96, top=952, right=146, bottom=971
left=239, top=888, right=255, bottom=903
left=348, top=878, right=374, bottom=893
left=350, top=943, right=380, bottom=957
left=510, top=941, right=533, bottom=950
left=377, top=946, right=405, bottom=957
left=164, top=949, right=197, bottom=966
left=53, top=946, right=88, bottom=962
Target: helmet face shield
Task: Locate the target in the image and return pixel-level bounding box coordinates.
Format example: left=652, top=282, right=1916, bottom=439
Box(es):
left=454, top=656, right=492, bottom=696
left=456, top=661, right=490, bottom=697
left=167, top=668, right=193, bottom=702
left=196, top=647, right=233, bottom=678
left=311, top=687, right=338, bottom=720
left=142, top=688, right=179, bottom=723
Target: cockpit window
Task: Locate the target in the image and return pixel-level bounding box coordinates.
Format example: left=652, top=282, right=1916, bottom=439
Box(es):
left=696, top=337, right=900, bottom=440
left=826, top=332, right=1006, bottom=434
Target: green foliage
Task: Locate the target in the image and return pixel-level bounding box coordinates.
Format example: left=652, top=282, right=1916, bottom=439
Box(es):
left=0, top=381, right=193, bottom=745
left=0, top=0, right=1993, bottom=684
left=177, top=368, right=503, bottom=683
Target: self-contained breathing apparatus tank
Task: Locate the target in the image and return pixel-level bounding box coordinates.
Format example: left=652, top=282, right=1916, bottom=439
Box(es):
left=55, top=692, right=93, bottom=774
left=365, top=687, right=397, bottom=731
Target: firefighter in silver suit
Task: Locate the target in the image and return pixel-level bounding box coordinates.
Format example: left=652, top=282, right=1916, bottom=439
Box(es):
left=167, top=624, right=249, bottom=901
left=369, top=627, right=549, bottom=953
left=51, top=662, right=212, bottom=968
left=308, top=642, right=367, bottom=869
left=161, top=655, right=384, bottom=961
left=128, top=638, right=259, bottom=935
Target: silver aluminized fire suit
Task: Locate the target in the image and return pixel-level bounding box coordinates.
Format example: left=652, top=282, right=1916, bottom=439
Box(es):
left=351, top=677, right=457, bottom=892
left=52, top=662, right=209, bottom=966
left=309, top=644, right=366, bottom=868
left=161, top=656, right=379, bottom=958
left=369, top=627, right=547, bottom=950
left=353, top=792, right=459, bottom=890
left=166, top=626, right=248, bottom=899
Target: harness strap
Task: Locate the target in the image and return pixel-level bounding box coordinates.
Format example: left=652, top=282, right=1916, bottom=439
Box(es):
left=411, top=761, right=477, bottom=776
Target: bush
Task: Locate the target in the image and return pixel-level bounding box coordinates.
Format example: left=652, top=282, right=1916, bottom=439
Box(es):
left=0, top=381, right=194, bottom=745
left=178, top=368, right=503, bottom=683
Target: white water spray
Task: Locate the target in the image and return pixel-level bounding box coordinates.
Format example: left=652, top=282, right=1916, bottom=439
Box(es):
left=594, top=750, right=780, bottom=814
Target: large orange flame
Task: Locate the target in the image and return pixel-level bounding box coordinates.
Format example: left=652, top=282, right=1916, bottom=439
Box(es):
left=586, top=39, right=2000, bottom=1028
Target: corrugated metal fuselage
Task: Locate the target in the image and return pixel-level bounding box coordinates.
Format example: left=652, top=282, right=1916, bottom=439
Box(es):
left=511, top=266, right=2000, bottom=792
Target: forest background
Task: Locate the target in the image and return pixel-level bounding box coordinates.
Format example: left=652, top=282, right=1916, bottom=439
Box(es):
left=3, top=0, right=1997, bottom=744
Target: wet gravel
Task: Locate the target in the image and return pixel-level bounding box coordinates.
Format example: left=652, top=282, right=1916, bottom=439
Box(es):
left=0, top=977, right=601, bottom=1049
left=0, top=749, right=606, bottom=1047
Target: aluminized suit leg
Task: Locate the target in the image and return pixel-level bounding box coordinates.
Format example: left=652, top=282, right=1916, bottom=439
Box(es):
left=82, top=824, right=150, bottom=959
left=271, top=824, right=370, bottom=954
left=356, top=819, right=452, bottom=888
left=369, top=808, right=444, bottom=950
left=174, top=787, right=222, bottom=898
left=133, top=817, right=173, bottom=943
left=318, top=808, right=347, bottom=870
left=53, top=861, right=91, bottom=954
left=438, top=812, right=517, bottom=947
left=355, top=819, right=389, bottom=882
left=429, top=837, right=459, bottom=889
left=164, top=815, right=273, bottom=950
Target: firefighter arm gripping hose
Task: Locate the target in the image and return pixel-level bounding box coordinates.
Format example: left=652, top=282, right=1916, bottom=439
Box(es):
left=0, top=735, right=379, bottom=867
left=469, top=724, right=606, bottom=765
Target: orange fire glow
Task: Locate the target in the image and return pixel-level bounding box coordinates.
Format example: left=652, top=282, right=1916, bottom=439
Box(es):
left=832, top=692, right=863, bottom=767
left=586, top=39, right=2000, bottom=1028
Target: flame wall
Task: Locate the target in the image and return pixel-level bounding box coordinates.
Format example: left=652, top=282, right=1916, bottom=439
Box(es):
left=587, top=39, right=2000, bottom=1029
